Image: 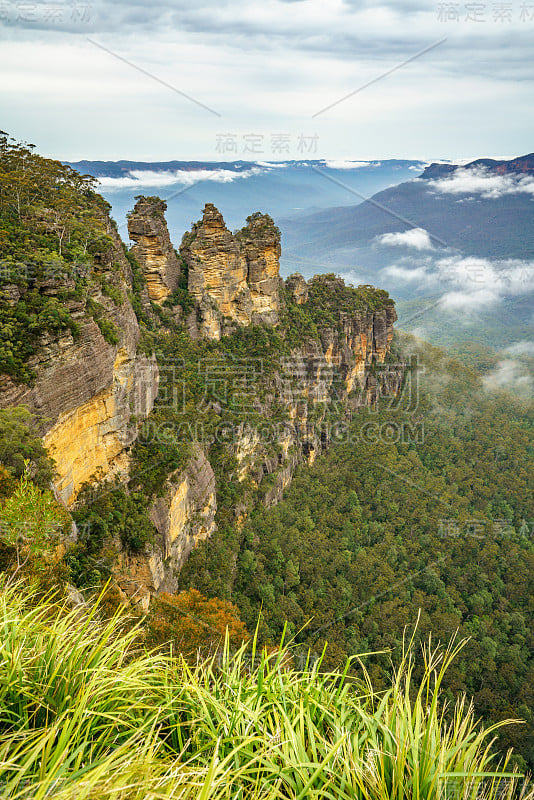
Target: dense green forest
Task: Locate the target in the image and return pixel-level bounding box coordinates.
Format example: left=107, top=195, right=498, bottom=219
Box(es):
left=180, top=336, right=534, bottom=770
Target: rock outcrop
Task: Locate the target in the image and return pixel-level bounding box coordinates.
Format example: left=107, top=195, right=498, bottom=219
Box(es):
left=223, top=279, right=403, bottom=501
left=180, top=204, right=281, bottom=339
left=127, top=197, right=181, bottom=303
left=236, top=212, right=281, bottom=325
left=286, top=273, right=309, bottom=305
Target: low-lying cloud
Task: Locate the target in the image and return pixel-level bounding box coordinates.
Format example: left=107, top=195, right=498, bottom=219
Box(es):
left=98, top=167, right=263, bottom=190
left=378, top=227, right=434, bottom=250
left=438, top=255, right=534, bottom=308
left=429, top=167, right=534, bottom=199
left=505, top=341, right=534, bottom=355
left=382, top=263, right=434, bottom=284
left=383, top=254, right=534, bottom=311
left=323, top=160, right=379, bottom=170
left=483, top=359, right=533, bottom=396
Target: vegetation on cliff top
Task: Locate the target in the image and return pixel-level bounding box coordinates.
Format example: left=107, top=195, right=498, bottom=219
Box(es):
left=0, top=133, right=120, bottom=382
left=281, top=274, right=394, bottom=346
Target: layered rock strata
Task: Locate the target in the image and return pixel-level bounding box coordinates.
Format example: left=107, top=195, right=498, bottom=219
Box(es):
left=0, top=219, right=159, bottom=506
left=114, top=446, right=217, bottom=608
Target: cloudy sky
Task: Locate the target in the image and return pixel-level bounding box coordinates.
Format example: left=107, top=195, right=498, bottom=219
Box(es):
left=1, top=0, right=533, bottom=161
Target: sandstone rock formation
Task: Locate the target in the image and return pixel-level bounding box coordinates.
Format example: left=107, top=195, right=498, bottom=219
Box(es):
left=210, top=275, right=403, bottom=510
left=127, top=197, right=181, bottom=303
left=236, top=212, right=281, bottom=325
left=180, top=204, right=281, bottom=339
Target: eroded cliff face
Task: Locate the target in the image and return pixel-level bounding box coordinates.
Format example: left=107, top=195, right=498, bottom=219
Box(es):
left=0, top=218, right=159, bottom=506
left=180, top=204, right=281, bottom=339
left=43, top=347, right=157, bottom=506
left=127, top=197, right=181, bottom=303
left=286, top=273, right=309, bottom=305
left=114, top=446, right=216, bottom=608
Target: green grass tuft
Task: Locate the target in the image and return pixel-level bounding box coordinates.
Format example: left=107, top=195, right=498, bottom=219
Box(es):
left=0, top=583, right=529, bottom=799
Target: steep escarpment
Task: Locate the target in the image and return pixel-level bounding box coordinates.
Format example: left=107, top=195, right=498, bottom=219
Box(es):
left=0, top=139, right=159, bottom=506
left=0, top=224, right=159, bottom=506
left=211, top=274, right=402, bottom=504
left=114, top=446, right=217, bottom=609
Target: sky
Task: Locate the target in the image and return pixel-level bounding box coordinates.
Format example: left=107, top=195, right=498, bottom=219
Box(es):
left=1, top=0, right=533, bottom=162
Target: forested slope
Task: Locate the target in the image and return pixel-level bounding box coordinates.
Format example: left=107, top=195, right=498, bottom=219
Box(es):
left=182, top=336, right=534, bottom=769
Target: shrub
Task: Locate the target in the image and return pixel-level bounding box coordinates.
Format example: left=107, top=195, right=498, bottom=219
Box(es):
left=0, top=406, right=54, bottom=488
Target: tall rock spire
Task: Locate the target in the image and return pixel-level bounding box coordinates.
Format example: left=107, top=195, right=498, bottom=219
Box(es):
left=127, top=197, right=181, bottom=303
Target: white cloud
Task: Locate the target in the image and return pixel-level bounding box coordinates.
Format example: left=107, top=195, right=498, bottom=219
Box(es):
left=505, top=341, right=534, bottom=355
left=380, top=253, right=534, bottom=312
left=436, top=256, right=534, bottom=310
left=439, top=288, right=500, bottom=310
left=378, top=227, right=434, bottom=250
left=429, top=166, right=534, bottom=199
left=323, top=160, right=379, bottom=169
left=383, top=263, right=436, bottom=284
left=97, top=167, right=263, bottom=190
left=483, top=359, right=533, bottom=395
left=437, top=255, right=534, bottom=295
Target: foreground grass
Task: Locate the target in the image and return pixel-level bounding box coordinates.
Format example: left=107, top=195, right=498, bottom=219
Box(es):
left=0, top=583, right=530, bottom=800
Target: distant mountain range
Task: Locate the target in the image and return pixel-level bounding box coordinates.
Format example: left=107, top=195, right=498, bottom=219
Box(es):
left=66, top=158, right=426, bottom=246
left=279, top=154, right=534, bottom=372
left=420, top=153, right=534, bottom=179
left=279, top=152, right=534, bottom=267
